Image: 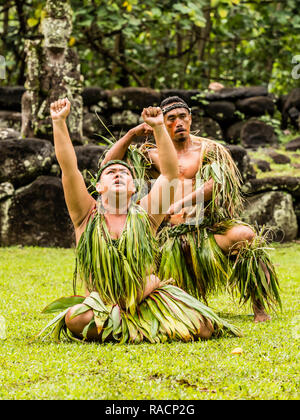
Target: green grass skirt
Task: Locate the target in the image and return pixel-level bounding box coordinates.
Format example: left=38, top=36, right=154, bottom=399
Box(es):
left=158, top=220, right=281, bottom=312
left=35, top=285, right=242, bottom=344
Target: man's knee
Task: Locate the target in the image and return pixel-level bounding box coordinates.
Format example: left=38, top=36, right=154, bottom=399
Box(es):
left=65, top=304, right=93, bottom=335
left=232, top=225, right=255, bottom=245
left=215, top=225, right=255, bottom=253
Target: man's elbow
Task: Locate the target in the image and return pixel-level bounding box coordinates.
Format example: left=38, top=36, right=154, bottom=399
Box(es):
left=165, top=168, right=179, bottom=182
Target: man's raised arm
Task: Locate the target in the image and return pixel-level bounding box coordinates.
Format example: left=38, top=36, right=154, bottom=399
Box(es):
left=51, top=98, right=94, bottom=227
left=101, top=123, right=153, bottom=166
left=139, top=107, right=179, bottom=229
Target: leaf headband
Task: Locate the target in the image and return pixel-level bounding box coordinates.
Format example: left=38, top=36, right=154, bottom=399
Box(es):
left=96, top=160, right=135, bottom=182
left=161, top=103, right=192, bottom=115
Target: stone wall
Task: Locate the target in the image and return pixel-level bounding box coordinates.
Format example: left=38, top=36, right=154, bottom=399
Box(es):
left=0, top=85, right=299, bottom=247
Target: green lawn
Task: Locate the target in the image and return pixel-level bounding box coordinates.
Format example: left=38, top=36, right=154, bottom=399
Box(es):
left=0, top=244, right=299, bottom=400
left=248, top=148, right=300, bottom=179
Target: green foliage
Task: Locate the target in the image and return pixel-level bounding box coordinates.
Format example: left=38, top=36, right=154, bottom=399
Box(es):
left=0, top=0, right=299, bottom=93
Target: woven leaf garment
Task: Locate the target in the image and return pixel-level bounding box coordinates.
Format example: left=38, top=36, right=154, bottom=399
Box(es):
left=36, top=204, right=242, bottom=343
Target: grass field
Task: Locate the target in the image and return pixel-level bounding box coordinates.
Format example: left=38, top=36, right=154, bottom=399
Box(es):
left=248, top=147, right=300, bottom=178
left=0, top=244, right=299, bottom=400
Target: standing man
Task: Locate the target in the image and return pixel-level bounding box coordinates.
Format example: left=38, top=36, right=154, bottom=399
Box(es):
left=102, top=96, right=281, bottom=323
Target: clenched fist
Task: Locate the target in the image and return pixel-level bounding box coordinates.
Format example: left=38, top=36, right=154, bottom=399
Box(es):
left=141, top=106, right=164, bottom=128
left=130, top=122, right=153, bottom=138
left=50, top=98, right=71, bottom=121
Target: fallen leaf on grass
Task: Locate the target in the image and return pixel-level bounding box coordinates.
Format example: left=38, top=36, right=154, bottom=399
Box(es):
left=231, top=347, right=243, bottom=354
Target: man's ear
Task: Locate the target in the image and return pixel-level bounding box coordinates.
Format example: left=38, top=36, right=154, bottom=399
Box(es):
left=128, top=182, right=136, bottom=194
left=187, top=113, right=192, bottom=131
left=127, top=177, right=136, bottom=195
left=96, top=181, right=103, bottom=194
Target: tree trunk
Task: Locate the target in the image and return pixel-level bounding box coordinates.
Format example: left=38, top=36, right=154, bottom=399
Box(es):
left=197, top=4, right=211, bottom=62
left=21, top=0, right=84, bottom=143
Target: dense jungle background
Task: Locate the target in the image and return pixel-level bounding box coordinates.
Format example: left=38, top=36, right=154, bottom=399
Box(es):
left=1, top=0, right=299, bottom=93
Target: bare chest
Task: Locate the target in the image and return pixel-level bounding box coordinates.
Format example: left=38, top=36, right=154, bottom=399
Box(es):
left=150, top=149, right=200, bottom=180
left=177, top=152, right=200, bottom=179
left=75, top=214, right=127, bottom=244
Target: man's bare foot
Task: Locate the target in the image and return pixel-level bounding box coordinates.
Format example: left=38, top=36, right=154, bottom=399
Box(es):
left=199, top=319, right=214, bottom=339
left=253, top=303, right=271, bottom=323
left=254, top=311, right=271, bottom=323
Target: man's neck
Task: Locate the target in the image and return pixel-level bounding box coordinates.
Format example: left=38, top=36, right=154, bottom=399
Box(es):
left=100, top=194, right=131, bottom=215
left=172, top=135, right=192, bottom=154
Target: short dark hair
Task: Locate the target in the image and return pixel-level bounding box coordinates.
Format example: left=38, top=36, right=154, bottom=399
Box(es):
left=160, top=96, right=191, bottom=116
left=160, top=96, right=189, bottom=108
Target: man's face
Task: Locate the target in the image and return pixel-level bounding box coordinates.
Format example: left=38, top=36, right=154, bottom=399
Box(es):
left=96, top=164, right=135, bottom=197
left=164, top=105, right=192, bottom=142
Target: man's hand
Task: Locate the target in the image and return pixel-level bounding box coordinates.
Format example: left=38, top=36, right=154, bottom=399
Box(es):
left=50, top=98, right=71, bottom=121
left=129, top=122, right=153, bottom=138
left=141, top=106, right=164, bottom=128
left=167, top=200, right=185, bottom=216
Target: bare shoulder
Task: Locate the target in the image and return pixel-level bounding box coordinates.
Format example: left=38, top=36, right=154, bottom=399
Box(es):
left=190, top=134, right=207, bottom=143
left=190, top=134, right=212, bottom=152
left=148, top=147, right=158, bottom=158
left=74, top=196, right=97, bottom=228
left=74, top=199, right=97, bottom=240
left=147, top=147, right=160, bottom=170
left=190, top=134, right=225, bottom=153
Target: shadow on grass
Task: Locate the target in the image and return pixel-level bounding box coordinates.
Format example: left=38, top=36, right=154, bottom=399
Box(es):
left=217, top=312, right=253, bottom=322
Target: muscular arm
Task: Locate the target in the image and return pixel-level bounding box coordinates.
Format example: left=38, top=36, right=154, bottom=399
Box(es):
left=51, top=99, right=95, bottom=227
left=181, top=178, right=214, bottom=207
left=151, top=125, right=178, bottom=180
left=101, top=123, right=153, bottom=166
left=101, top=130, right=134, bottom=166
left=139, top=107, right=179, bottom=229
left=53, top=118, right=77, bottom=173
left=168, top=178, right=214, bottom=215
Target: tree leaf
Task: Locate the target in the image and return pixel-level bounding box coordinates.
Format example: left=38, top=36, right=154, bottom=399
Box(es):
left=27, top=18, right=39, bottom=27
